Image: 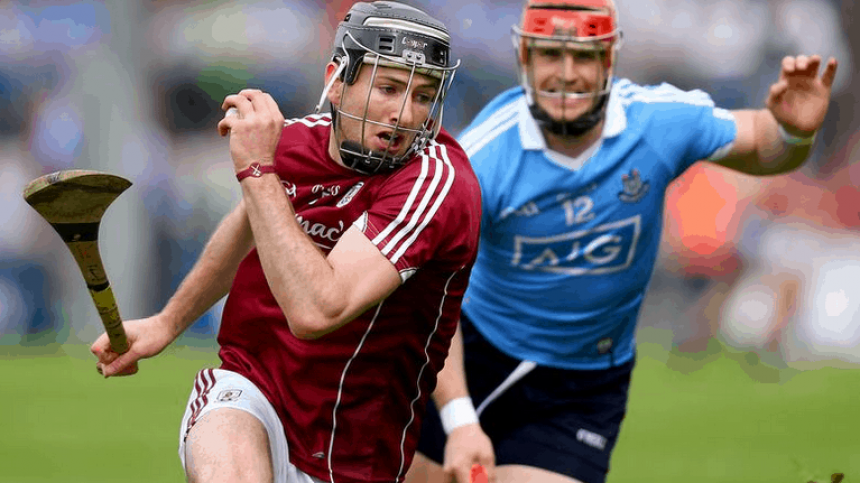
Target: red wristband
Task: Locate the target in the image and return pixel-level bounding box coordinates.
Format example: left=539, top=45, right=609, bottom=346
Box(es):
left=236, top=163, right=277, bottom=182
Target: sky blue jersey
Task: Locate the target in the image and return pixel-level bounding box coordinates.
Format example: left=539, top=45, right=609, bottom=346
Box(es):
left=458, top=79, right=737, bottom=370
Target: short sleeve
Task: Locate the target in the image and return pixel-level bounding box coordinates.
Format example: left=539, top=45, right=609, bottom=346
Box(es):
left=355, top=142, right=480, bottom=277
left=635, top=83, right=738, bottom=177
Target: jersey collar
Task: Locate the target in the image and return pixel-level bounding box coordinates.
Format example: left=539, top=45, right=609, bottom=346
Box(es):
left=518, top=79, right=627, bottom=151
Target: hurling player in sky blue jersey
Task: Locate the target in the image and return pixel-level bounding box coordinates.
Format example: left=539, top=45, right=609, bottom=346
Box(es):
left=405, top=1, right=839, bottom=483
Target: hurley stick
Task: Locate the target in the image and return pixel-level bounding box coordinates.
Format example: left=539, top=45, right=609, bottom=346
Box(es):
left=23, top=169, right=137, bottom=371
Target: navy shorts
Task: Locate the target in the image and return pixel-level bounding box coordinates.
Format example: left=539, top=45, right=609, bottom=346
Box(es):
left=416, top=314, right=635, bottom=483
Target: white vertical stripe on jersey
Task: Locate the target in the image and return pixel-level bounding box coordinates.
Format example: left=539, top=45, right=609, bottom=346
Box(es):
left=372, top=155, right=431, bottom=247
left=390, top=144, right=456, bottom=265
left=381, top=148, right=447, bottom=258
left=373, top=141, right=454, bottom=260
left=327, top=301, right=385, bottom=483
left=395, top=267, right=460, bottom=482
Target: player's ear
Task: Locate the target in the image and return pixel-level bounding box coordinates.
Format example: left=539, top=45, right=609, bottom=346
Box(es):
left=324, top=61, right=344, bottom=106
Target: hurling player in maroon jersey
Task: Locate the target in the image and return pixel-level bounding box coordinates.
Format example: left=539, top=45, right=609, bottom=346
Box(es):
left=90, top=2, right=481, bottom=483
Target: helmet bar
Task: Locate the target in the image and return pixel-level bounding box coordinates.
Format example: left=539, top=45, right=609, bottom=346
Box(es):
left=531, top=86, right=612, bottom=100
left=360, top=52, right=459, bottom=80
left=314, top=60, right=348, bottom=115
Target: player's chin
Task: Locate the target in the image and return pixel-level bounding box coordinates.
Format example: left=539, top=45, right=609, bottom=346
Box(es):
left=537, top=100, right=591, bottom=121
left=545, top=109, right=590, bottom=125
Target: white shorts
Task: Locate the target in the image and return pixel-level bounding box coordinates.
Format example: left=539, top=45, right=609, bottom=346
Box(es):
left=178, top=368, right=326, bottom=483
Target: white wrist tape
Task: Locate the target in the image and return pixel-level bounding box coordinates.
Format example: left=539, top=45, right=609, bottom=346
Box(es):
left=778, top=124, right=816, bottom=146
left=440, top=397, right=479, bottom=435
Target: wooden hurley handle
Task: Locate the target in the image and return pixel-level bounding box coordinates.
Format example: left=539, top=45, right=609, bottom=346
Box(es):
left=66, top=239, right=137, bottom=372
left=89, top=284, right=129, bottom=354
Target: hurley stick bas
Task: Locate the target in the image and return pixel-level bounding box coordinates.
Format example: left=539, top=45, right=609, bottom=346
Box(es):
left=23, top=169, right=138, bottom=373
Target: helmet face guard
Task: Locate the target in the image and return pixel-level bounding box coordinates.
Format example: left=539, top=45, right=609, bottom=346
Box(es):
left=315, top=2, right=459, bottom=174
left=512, top=1, right=622, bottom=136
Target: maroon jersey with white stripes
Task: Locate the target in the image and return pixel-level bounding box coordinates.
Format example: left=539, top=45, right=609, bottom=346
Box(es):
left=217, top=113, right=481, bottom=483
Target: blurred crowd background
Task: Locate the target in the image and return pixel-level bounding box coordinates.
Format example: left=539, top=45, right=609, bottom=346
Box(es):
left=1, top=0, right=858, bottom=371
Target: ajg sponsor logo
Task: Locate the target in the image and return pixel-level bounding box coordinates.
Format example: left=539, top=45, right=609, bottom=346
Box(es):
left=511, top=215, right=641, bottom=275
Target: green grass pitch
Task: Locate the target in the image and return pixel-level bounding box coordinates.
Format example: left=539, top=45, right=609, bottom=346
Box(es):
left=1, top=339, right=857, bottom=483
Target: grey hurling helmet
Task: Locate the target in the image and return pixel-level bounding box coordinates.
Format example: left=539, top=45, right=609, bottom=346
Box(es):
left=315, top=1, right=459, bottom=174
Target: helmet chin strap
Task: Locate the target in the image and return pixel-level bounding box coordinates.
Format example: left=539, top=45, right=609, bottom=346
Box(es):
left=339, top=140, right=403, bottom=175
left=529, top=91, right=608, bottom=137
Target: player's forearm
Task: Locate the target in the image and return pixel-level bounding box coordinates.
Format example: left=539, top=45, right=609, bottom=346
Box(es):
left=754, top=109, right=814, bottom=173
left=722, top=109, right=813, bottom=176
left=161, top=202, right=254, bottom=338
left=240, top=175, right=348, bottom=339
left=432, top=321, right=472, bottom=408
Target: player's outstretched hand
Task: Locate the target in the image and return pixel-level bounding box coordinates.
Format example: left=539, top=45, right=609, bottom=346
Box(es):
left=90, top=315, right=177, bottom=378
left=766, top=55, right=838, bottom=136
left=443, top=424, right=496, bottom=483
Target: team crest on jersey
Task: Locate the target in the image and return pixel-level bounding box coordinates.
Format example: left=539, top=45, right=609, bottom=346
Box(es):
left=217, top=389, right=242, bottom=402
left=618, top=169, right=650, bottom=203
left=336, top=181, right=365, bottom=208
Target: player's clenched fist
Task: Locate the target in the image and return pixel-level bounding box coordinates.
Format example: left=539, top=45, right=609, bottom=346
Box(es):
left=443, top=424, right=496, bottom=483
left=91, top=316, right=177, bottom=378
left=218, top=89, right=285, bottom=175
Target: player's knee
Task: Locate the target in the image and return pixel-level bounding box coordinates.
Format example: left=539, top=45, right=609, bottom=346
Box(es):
left=185, top=408, right=273, bottom=483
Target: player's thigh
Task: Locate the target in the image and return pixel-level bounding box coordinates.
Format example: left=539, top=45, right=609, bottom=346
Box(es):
left=178, top=369, right=294, bottom=483
left=185, top=407, right=273, bottom=483
left=497, top=465, right=585, bottom=483
left=403, top=452, right=446, bottom=483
